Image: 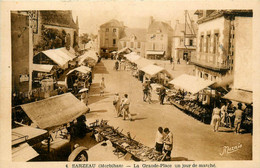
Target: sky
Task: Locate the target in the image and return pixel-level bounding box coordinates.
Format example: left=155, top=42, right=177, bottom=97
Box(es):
left=71, top=2, right=197, bottom=35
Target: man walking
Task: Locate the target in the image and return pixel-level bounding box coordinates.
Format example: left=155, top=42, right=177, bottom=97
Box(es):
left=121, top=94, right=133, bottom=121
left=142, top=81, right=148, bottom=102
left=234, top=103, right=243, bottom=134
left=163, top=128, right=173, bottom=158
left=159, top=86, right=166, bottom=105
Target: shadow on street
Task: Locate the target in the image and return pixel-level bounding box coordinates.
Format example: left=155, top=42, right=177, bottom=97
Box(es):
left=171, top=156, right=193, bottom=161
left=93, top=61, right=109, bottom=74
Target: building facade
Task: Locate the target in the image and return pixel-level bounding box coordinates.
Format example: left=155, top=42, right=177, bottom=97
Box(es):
left=145, top=17, right=173, bottom=59
left=172, top=19, right=197, bottom=62
left=118, top=28, right=146, bottom=57
left=98, top=19, right=125, bottom=56
left=192, top=10, right=253, bottom=84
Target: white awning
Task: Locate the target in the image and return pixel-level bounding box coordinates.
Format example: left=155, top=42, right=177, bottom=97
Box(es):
left=124, top=52, right=141, bottom=62
left=146, top=51, right=165, bottom=55
left=118, top=47, right=131, bottom=54
left=169, top=74, right=215, bottom=95
left=41, top=47, right=76, bottom=67
left=12, top=143, right=39, bottom=162
left=133, top=57, right=155, bottom=69
left=78, top=51, right=98, bottom=65
left=67, top=66, right=91, bottom=75
left=20, top=93, right=89, bottom=129
left=141, top=64, right=165, bottom=77
left=223, top=89, right=253, bottom=104
left=32, top=64, right=54, bottom=72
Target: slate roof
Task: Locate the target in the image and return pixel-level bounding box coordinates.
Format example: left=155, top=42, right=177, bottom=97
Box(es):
left=120, top=28, right=147, bottom=41
left=147, top=21, right=173, bottom=35
left=100, top=19, right=124, bottom=28
left=40, top=10, right=77, bottom=29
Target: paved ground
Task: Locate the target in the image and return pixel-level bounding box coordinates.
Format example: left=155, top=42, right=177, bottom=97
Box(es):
left=85, top=59, right=252, bottom=161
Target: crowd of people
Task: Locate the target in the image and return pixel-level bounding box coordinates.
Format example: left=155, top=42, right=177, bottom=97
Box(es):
left=211, top=101, right=253, bottom=134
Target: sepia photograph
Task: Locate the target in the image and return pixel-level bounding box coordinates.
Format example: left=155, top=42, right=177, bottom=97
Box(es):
left=1, top=1, right=260, bottom=168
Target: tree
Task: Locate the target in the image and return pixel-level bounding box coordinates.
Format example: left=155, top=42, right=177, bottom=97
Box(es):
left=80, top=33, right=91, bottom=49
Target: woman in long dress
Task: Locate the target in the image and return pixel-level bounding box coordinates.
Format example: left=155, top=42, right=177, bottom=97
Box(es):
left=211, top=104, right=221, bottom=132
left=100, top=77, right=105, bottom=96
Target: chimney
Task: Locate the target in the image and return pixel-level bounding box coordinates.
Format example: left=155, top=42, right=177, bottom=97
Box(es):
left=149, top=16, right=154, bottom=25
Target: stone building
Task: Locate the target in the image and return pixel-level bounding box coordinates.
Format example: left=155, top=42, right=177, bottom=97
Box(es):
left=192, top=10, right=253, bottom=84
left=98, top=19, right=125, bottom=56
left=145, top=17, right=173, bottom=59
left=118, top=28, right=147, bottom=57
left=172, top=19, right=197, bottom=62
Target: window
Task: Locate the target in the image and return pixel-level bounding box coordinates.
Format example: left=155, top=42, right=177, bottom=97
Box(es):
left=123, top=41, right=126, bottom=47
left=206, top=34, right=211, bottom=53
left=213, top=33, right=219, bottom=54
left=161, top=34, right=163, bottom=40
left=200, top=35, right=204, bottom=52
left=113, top=28, right=116, bottom=32
left=137, top=42, right=141, bottom=48
left=113, top=39, right=116, bottom=45
left=130, top=42, right=134, bottom=48
left=189, top=39, right=193, bottom=46
left=106, top=28, right=109, bottom=32
left=152, top=43, right=155, bottom=50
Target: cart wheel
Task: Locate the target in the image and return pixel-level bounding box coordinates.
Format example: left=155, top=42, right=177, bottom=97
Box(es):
left=74, top=151, right=88, bottom=161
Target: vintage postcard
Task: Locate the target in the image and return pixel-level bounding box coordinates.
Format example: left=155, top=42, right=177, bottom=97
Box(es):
left=0, top=1, right=260, bottom=168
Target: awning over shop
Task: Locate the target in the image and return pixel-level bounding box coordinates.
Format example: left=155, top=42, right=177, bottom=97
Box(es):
left=176, top=45, right=196, bottom=50
left=12, top=125, right=48, bottom=146
left=124, top=52, right=141, bottom=62
left=67, top=66, right=91, bottom=75
left=169, top=74, right=215, bottom=95
left=32, top=64, right=54, bottom=72
left=12, top=143, right=39, bottom=161
left=223, top=89, right=253, bottom=104
left=118, top=47, right=131, bottom=54
left=78, top=50, right=98, bottom=65
left=141, top=64, right=165, bottom=77
left=20, top=93, right=89, bottom=129
left=40, top=47, right=76, bottom=67
left=146, top=51, right=165, bottom=55
left=133, top=57, right=155, bottom=69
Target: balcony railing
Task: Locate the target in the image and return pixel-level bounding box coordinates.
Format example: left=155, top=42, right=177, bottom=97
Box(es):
left=191, top=52, right=230, bottom=71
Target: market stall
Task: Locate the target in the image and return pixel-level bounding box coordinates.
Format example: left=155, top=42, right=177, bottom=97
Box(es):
left=141, top=64, right=172, bottom=85
left=168, top=74, right=216, bottom=123
left=65, top=66, right=92, bottom=92
left=92, top=122, right=165, bottom=161
left=223, top=89, right=253, bottom=133
left=12, top=123, right=49, bottom=161
left=78, top=50, right=98, bottom=68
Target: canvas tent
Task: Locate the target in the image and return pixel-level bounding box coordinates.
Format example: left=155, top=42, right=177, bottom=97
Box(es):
left=133, top=57, right=155, bottom=69
left=20, top=93, right=89, bottom=130
left=67, top=66, right=91, bottom=76
left=78, top=50, right=98, bottom=65
left=169, top=74, right=215, bottom=95
left=124, top=52, right=141, bottom=62
left=34, top=47, right=76, bottom=69
left=32, top=64, right=54, bottom=72
left=141, top=64, right=165, bottom=77
left=223, top=89, right=253, bottom=104
left=118, top=47, right=131, bottom=54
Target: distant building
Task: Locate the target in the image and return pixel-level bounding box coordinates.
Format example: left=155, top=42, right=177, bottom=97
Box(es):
left=98, top=19, right=125, bottom=56
left=192, top=10, right=253, bottom=84
left=118, top=28, right=147, bottom=57
left=146, top=17, right=173, bottom=59
left=172, top=18, right=197, bottom=62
